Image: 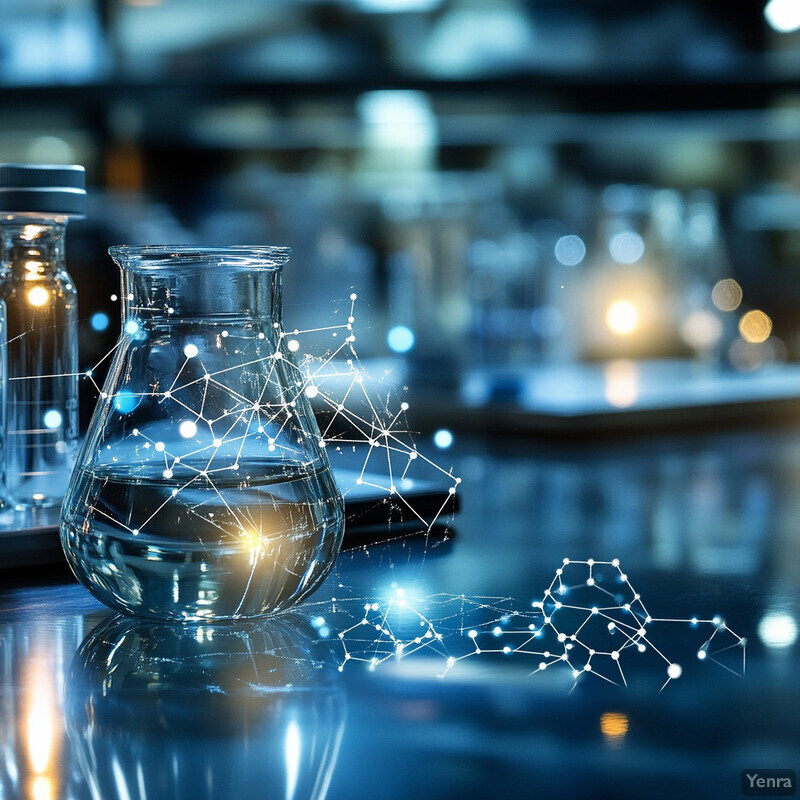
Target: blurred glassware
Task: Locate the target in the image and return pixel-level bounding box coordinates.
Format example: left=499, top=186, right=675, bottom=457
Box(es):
left=66, top=613, right=345, bottom=800
left=0, top=163, right=85, bottom=509
left=61, top=246, right=345, bottom=621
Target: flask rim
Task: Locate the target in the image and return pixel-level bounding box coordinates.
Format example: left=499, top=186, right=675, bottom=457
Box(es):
left=109, top=245, right=291, bottom=270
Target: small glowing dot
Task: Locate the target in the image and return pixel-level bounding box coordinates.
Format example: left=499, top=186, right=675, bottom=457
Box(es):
left=127, top=293, right=134, bottom=301
left=305, top=385, right=319, bottom=399
left=163, top=390, right=171, bottom=399
left=697, top=650, right=707, bottom=660
left=110, top=294, right=118, bottom=301
left=221, top=330, right=229, bottom=338
left=433, top=429, right=454, bottom=449
left=350, top=293, right=357, bottom=300
left=637, top=643, right=646, bottom=652
left=90, top=312, right=110, bottom=332
left=154, top=441, right=165, bottom=452
left=667, top=663, right=682, bottom=679
left=163, top=469, right=173, bottom=479
left=171, top=489, right=178, bottom=496
left=179, top=420, right=197, bottom=438
left=739, top=309, right=772, bottom=344
left=586, top=577, right=595, bottom=586
left=258, top=332, right=265, bottom=339
left=213, top=438, right=222, bottom=448
left=132, top=528, right=139, bottom=536
left=274, top=351, right=283, bottom=360
left=27, top=286, right=49, bottom=306
left=612, top=558, right=620, bottom=566
left=287, top=339, right=300, bottom=352
left=400, top=402, right=409, bottom=411
left=611, top=651, right=620, bottom=660
left=124, top=320, right=140, bottom=335
left=468, top=629, right=478, bottom=639
left=184, top=343, right=199, bottom=358
left=43, top=409, right=62, bottom=429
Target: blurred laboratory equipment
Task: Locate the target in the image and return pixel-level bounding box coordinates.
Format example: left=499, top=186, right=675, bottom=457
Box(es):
left=0, top=163, right=84, bottom=508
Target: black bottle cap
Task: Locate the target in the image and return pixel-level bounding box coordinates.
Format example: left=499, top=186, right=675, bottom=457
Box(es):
left=0, top=163, right=86, bottom=218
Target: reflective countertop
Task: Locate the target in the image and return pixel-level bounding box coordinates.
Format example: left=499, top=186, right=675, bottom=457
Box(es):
left=2, top=428, right=799, bottom=800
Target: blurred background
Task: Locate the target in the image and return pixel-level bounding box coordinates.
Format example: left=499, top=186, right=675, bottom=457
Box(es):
left=7, top=0, right=800, bottom=433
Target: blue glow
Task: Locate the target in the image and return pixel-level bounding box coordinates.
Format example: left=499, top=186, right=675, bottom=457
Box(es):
left=433, top=429, right=454, bottom=449
left=43, top=409, right=62, bottom=429
left=387, top=325, right=415, bottom=353
left=124, top=319, right=140, bottom=335
left=113, top=390, right=140, bottom=414
left=90, top=312, right=110, bottom=332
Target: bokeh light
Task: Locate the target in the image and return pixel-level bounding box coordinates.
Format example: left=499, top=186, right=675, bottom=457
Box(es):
left=554, top=235, right=586, bottom=266
left=90, top=312, right=110, bottom=332
left=433, top=429, right=454, bottom=449
left=711, top=278, right=742, bottom=312
left=739, top=309, right=772, bottom=343
left=387, top=325, right=415, bottom=353
left=605, top=300, right=639, bottom=336
left=609, top=231, right=645, bottom=264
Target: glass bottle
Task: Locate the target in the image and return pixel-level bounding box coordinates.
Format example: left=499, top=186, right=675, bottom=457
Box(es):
left=0, top=163, right=84, bottom=508
left=61, top=246, right=345, bottom=621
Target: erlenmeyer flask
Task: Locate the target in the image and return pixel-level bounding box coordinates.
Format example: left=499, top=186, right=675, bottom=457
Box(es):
left=61, top=246, right=345, bottom=621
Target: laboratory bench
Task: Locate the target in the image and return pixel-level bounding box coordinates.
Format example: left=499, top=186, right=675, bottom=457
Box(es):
left=1, top=426, right=799, bottom=800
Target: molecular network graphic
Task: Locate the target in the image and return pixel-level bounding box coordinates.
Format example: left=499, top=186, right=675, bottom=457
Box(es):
left=329, top=559, right=746, bottom=691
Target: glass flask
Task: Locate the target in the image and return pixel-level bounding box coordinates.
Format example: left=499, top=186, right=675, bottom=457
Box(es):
left=61, top=246, right=345, bottom=621
left=0, top=163, right=84, bottom=508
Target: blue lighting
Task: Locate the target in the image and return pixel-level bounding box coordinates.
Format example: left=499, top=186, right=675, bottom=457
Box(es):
left=124, top=319, right=140, bottom=335
left=112, top=390, right=140, bottom=414
left=43, top=409, right=62, bottom=429
left=387, top=325, right=415, bottom=353
left=90, top=312, right=110, bottom=332
left=433, top=429, right=453, bottom=449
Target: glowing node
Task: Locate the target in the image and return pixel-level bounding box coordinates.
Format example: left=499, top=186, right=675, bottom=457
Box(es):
left=611, top=651, right=620, bottom=661
left=163, top=390, right=171, bottom=399
left=611, top=558, right=620, bottom=566
left=586, top=577, right=595, bottom=586
left=124, top=320, right=140, bottom=335
left=154, top=441, right=165, bottom=452
left=287, top=339, right=300, bottom=352
left=132, top=528, right=139, bottom=536
left=584, top=664, right=592, bottom=672
left=468, top=630, right=478, bottom=639
left=667, top=663, right=682, bottom=680
left=637, top=644, right=646, bottom=653
left=765, top=0, right=800, bottom=33
left=221, top=330, right=229, bottom=338
left=85, top=370, right=92, bottom=377
left=178, top=420, right=197, bottom=439
left=305, top=385, right=319, bottom=399
left=127, top=293, right=134, bottom=301
left=171, top=488, right=178, bottom=496
left=274, top=351, right=283, bottom=360
left=213, top=438, right=222, bottom=448
left=110, top=294, right=118, bottom=301
left=563, top=558, right=570, bottom=564
left=183, top=343, right=199, bottom=358
left=163, top=469, right=173, bottom=479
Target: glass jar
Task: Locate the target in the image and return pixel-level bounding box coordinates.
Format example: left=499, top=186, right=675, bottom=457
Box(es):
left=0, top=163, right=84, bottom=508
left=61, top=246, right=345, bottom=621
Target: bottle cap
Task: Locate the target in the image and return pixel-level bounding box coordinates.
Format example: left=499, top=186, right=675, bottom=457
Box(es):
left=0, top=163, right=86, bottom=218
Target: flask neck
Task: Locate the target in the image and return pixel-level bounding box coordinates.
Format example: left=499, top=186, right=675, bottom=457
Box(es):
left=0, top=217, right=68, bottom=275
left=120, top=265, right=283, bottom=326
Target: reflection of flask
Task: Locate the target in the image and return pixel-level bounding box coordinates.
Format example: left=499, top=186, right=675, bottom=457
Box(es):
left=0, top=163, right=84, bottom=508
left=61, top=246, right=345, bottom=621
left=66, top=614, right=345, bottom=800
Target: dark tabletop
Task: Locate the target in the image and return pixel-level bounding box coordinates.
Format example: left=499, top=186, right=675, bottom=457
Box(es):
left=1, top=427, right=798, bottom=800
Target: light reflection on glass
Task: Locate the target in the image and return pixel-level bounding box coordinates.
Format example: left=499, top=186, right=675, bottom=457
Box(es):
left=600, top=712, right=629, bottom=747
left=66, top=614, right=346, bottom=800
left=604, top=360, right=639, bottom=408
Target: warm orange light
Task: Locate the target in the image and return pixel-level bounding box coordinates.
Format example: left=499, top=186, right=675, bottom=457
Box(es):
left=27, top=287, right=49, bottom=307
left=739, top=309, right=772, bottom=344
left=605, top=300, right=638, bottom=336
left=600, top=711, right=629, bottom=745
left=31, top=776, right=52, bottom=800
